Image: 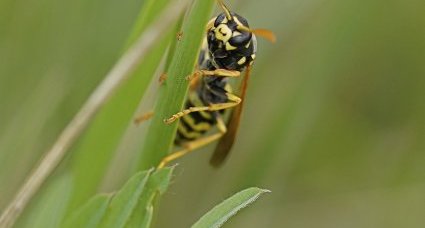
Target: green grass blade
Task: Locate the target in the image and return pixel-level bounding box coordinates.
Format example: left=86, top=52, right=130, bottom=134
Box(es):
left=68, top=35, right=172, bottom=209
left=66, top=0, right=176, bottom=211
left=15, top=174, right=73, bottom=228
left=137, top=0, right=215, bottom=170
left=62, top=194, right=112, bottom=228
left=140, top=205, right=154, bottom=228
left=99, top=169, right=153, bottom=228
left=163, top=15, right=184, bottom=72
left=1, top=0, right=181, bottom=226
left=125, top=0, right=173, bottom=49
left=191, top=187, right=270, bottom=228
left=63, top=168, right=174, bottom=228
left=124, top=167, right=174, bottom=227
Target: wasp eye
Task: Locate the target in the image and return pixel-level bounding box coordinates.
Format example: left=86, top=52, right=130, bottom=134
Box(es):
left=229, top=30, right=251, bottom=47
left=214, top=13, right=228, bottom=27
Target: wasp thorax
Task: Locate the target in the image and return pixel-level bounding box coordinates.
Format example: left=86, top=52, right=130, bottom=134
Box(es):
left=207, top=12, right=257, bottom=71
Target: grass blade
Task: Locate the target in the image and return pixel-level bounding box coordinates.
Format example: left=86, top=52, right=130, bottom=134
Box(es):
left=191, top=187, right=270, bottom=228
left=68, top=23, right=173, bottom=212
left=137, top=0, right=215, bottom=170
left=63, top=168, right=174, bottom=228
left=124, top=167, right=174, bottom=227
left=125, top=0, right=173, bottom=49
left=99, top=169, right=153, bottom=228
left=0, top=1, right=190, bottom=227
left=62, top=194, right=112, bottom=228
left=15, top=174, right=73, bottom=228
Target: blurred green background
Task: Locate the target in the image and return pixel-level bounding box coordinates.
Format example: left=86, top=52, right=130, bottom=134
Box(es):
left=1, top=0, right=425, bottom=227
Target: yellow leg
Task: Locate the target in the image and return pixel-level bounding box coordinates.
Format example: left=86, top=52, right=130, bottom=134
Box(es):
left=176, top=31, right=183, bottom=41
left=157, top=117, right=227, bottom=168
left=134, top=111, right=154, bottom=125
left=158, top=73, right=167, bottom=84
left=186, top=69, right=240, bottom=81
left=164, top=93, right=241, bottom=124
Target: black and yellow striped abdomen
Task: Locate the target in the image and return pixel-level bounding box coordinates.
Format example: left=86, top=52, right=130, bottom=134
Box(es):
left=175, top=91, right=216, bottom=143
left=175, top=78, right=232, bottom=144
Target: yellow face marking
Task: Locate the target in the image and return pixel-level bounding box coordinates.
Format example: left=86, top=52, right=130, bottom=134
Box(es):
left=251, top=54, right=256, bottom=60
left=182, top=115, right=211, bottom=132
left=237, top=57, right=246, bottom=65
left=225, top=42, right=237, bottom=51
left=215, top=24, right=232, bottom=43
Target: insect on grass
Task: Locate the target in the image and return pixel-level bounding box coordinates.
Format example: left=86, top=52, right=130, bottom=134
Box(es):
left=138, top=0, right=275, bottom=168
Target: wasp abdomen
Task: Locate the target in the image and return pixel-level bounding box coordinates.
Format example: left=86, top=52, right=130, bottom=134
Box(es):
left=175, top=77, right=231, bottom=144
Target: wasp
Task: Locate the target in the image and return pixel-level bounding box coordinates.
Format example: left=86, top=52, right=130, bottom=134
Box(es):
left=156, top=0, right=275, bottom=168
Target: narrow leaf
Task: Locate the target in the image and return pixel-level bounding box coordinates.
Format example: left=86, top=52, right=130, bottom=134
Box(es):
left=67, top=0, right=176, bottom=211
left=125, top=167, right=174, bottom=227
left=100, top=169, right=153, bottom=228
left=16, top=173, right=73, bottom=228
left=137, top=0, right=215, bottom=169
left=191, top=187, right=270, bottom=228
left=125, top=0, right=173, bottom=49
left=63, top=194, right=112, bottom=228
left=62, top=168, right=174, bottom=228
left=140, top=205, right=153, bottom=228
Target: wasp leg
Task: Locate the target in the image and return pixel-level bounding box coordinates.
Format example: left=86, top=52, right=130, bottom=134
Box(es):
left=158, top=73, right=167, bottom=84
left=164, top=93, right=241, bottom=124
left=158, top=117, right=227, bottom=168
left=134, top=111, right=154, bottom=125
left=186, top=69, right=240, bottom=81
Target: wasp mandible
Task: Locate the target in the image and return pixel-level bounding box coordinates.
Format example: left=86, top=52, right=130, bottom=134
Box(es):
left=157, top=0, right=275, bottom=168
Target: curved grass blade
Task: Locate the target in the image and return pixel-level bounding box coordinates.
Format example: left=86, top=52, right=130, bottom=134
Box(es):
left=191, top=187, right=270, bottom=228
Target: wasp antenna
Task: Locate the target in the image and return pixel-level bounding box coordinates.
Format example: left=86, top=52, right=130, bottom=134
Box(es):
left=217, top=0, right=232, bottom=20
left=237, top=25, right=250, bottom=33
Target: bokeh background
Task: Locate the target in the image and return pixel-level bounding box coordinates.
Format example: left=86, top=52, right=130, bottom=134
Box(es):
left=1, top=0, right=425, bottom=227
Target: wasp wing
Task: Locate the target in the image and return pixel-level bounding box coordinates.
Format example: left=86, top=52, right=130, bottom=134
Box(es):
left=210, top=65, right=252, bottom=167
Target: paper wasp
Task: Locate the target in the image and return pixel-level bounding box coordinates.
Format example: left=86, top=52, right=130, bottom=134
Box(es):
left=153, top=0, right=275, bottom=168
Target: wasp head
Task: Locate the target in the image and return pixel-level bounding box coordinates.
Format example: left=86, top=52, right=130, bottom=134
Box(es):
left=207, top=12, right=257, bottom=71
